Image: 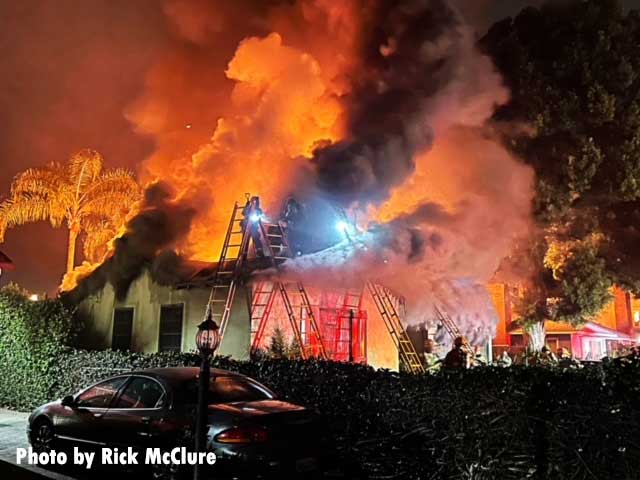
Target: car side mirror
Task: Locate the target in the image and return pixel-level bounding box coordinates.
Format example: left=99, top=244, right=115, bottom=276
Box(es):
left=61, top=395, right=75, bottom=408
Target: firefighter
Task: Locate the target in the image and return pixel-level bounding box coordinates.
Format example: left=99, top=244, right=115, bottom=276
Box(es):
left=443, top=336, right=469, bottom=369
left=242, top=196, right=265, bottom=256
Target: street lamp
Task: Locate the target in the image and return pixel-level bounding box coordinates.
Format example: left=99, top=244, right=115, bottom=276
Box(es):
left=194, top=314, right=220, bottom=480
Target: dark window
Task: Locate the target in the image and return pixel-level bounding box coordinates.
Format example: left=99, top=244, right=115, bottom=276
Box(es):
left=76, top=377, right=127, bottom=408
left=183, top=376, right=274, bottom=405
left=112, top=308, right=134, bottom=351
left=114, top=377, right=165, bottom=409
left=159, top=304, right=183, bottom=352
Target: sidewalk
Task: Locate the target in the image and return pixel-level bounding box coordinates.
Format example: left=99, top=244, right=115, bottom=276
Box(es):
left=0, top=408, right=29, bottom=454
left=0, top=408, right=75, bottom=480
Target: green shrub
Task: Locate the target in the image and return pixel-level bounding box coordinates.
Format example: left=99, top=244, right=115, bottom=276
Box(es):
left=50, top=349, right=200, bottom=399
left=0, top=286, right=79, bottom=409
left=2, top=314, right=640, bottom=479
left=48, top=352, right=639, bottom=479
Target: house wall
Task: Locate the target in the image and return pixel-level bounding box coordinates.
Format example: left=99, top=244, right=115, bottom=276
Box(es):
left=613, top=287, right=633, bottom=335
left=488, top=283, right=510, bottom=350
left=77, top=270, right=250, bottom=359
left=361, top=287, right=399, bottom=371
left=591, top=291, right=618, bottom=331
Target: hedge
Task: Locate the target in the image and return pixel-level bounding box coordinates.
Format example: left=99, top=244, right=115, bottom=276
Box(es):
left=0, top=286, right=80, bottom=409
left=28, top=351, right=640, bottom=479
left=2, top=288, right=640, bottom=478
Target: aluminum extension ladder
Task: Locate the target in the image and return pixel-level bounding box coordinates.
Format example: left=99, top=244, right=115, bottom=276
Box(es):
left=249, top=221, right=327, bottom=359
left=366, top=282, right=425, bottom=374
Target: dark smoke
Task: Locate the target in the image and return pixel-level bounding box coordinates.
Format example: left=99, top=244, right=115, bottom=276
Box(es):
left=312, top=0, right=462, bottom=205
left=64, top=182, right=195, bottom=302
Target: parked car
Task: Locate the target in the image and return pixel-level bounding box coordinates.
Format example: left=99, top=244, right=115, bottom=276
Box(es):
left=27, top=367, right=346, bottom=478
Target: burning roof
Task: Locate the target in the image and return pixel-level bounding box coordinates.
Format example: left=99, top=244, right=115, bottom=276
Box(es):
left=64, top=0, right=535, bottom=345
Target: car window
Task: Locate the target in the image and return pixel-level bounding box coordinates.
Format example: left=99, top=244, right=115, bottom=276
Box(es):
left=114, top=377, right=165, bottom=409
left=76, top=377, right=127, bottom=408
left=183, top=376, right=274, bottom=404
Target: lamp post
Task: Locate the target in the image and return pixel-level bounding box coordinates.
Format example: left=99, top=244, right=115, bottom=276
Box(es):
left=194, top=315, right=220, bottom=480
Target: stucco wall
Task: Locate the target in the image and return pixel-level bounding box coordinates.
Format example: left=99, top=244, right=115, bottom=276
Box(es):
left=488, top=283, right=509, bottom=348
left=77, top=270, right=250, bottom=359
left=361, top=287, right=399, bottom=371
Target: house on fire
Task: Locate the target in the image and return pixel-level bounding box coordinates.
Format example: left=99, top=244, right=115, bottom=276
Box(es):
left=73, top=196, right=639, bottom=368
left=75, top=267, right=639, bottom=369
left=75, top=262, right=403, bottom=370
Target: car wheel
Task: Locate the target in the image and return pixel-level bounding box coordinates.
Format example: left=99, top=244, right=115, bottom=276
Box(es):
left=31, top=419, right=55, bottom=453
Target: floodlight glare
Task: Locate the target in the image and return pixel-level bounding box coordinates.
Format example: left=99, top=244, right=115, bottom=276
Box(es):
left=336, top=220, right=349, bottom=233
left=250, top=213, right=262, bottom=223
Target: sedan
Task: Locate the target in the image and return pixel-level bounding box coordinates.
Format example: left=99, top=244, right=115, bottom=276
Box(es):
left=27, top=367, right=342, bottom=478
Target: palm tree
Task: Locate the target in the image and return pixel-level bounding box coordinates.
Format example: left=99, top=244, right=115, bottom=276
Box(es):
left=0, top=149, right=141, bottom=274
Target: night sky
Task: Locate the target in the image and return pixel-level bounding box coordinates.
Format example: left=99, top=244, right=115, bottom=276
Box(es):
left=1, top=0, right=639, bottom=294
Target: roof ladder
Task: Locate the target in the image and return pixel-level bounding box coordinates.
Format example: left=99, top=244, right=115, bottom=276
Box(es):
left=434, top=305, right=474, bottom=355
left=366, top=282, right=425, bottom=374
left=202, top=201, right=250, bottom=340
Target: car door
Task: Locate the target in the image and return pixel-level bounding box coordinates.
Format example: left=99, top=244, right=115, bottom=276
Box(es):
left=101, top=376, right=170, bottom=449
left=56, top=376, right=129, bottom=447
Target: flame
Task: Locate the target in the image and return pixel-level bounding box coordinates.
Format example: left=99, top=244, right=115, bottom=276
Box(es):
left=134, top=27, right=349, bottom=261
left=63, top=0, right=534, bottom=346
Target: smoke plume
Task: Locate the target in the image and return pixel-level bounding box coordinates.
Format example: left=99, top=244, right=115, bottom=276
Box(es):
left=64, top=182, right=195, bottom=301
left=67, top=0, right=534, bottom=342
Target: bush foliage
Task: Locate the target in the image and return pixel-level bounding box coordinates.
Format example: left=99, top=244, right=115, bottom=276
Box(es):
left=1, top=288, right=639, bottom=478
left=0, top=286, right=79, bottom=409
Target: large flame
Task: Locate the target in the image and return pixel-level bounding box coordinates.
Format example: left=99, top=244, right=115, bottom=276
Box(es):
left=65, top=0, right=534, bottom=345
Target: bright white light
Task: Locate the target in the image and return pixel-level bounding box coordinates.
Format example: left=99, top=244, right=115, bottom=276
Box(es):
left=29, top=294, right=39, bottom=302
left=336, top=221, right=349, bottom=233
left=249, top=213, right=262, bottom=223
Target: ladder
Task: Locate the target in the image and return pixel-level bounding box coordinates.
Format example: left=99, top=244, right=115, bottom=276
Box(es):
left=249, top=281, right=277, bottom=355
left=333, top=288, right=364, bottom=361
left=202, top=201, right=250, bottom=338
left=367, top=282, right=425, bottom=374
left=434, top=305, right=474, bottom=355
left=249, top=221, right=328, bottom=359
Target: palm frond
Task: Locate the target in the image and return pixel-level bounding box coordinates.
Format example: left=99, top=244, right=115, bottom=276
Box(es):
left=68, top=149, right=104, bottom=199
left=0, top=193, right=65, bottom=228
left=10, top=164, right=68, bottom=197
left=79, top=169, right=141, bottom=218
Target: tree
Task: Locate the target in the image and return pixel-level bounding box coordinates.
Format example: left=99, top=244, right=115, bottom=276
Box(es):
left=483, top=0, right=640, bottom=346
left=0, top=149, right=141, bottom=275
left=268, top=326, right=288, bottom=358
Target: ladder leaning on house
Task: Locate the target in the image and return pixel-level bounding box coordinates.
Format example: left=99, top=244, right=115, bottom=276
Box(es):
left=433, top=305, right=474, bottom=355
left=249, top=221, right=328, bottom=359
left=366, top=282, right=425, bottom=374
left=202, top=201, right=250, bottom=338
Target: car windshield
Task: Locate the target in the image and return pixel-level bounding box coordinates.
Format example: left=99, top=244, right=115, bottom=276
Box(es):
left=182, top=375, right=274, bottom=405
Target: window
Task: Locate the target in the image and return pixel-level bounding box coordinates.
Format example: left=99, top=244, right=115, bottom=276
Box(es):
left=76, top=377, right=127, bottom=408
left=159, top=304, right=183, bottom=352
left=114, top=377, right=165, bottom=409
left=112, top=308, right=134, bottom=351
